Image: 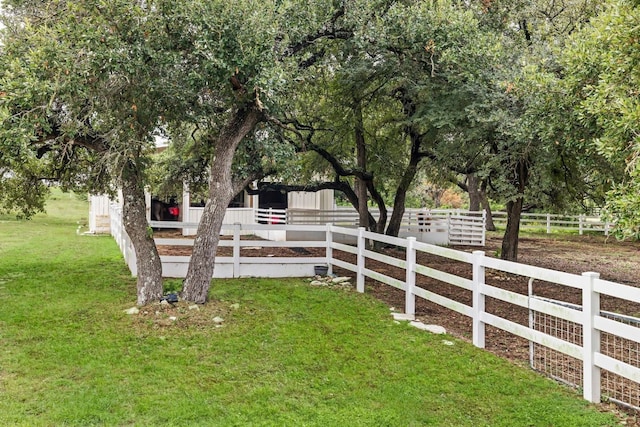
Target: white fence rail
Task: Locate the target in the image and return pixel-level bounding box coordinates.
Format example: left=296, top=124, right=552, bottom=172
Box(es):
left=154, top=222, right=330, bottom=278
left=171, top=206, right=486, bottom=246
left=491, top=212, right=613, bottom=235
left=255, top=208, right=287, bottom=224
left=329, top=226, right=640, bottom=408
left=530, top=296, right=640, bottom=410
left=287, top=208, right=486, bottom=246
left=109, top=205, right=137, bottom=274
left=110, top=206, right=639, bottom=409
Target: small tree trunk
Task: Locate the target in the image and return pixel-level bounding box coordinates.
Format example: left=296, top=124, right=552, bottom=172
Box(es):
left=365, top=181, right=387, bottom=250
left=354, top=101, right=369, bottom=230
left=356, top=179, right=368, bottom=228
left=501, top=197, right=524, bottom=261
left=181, top=102, right=264, bottom=303
left=480, top=194, right=496, bottom=232
left=467, top=174, right=481, bottom=211
left=368, top=181, right=387, bottom=234
left=338, top=180, right=377, bottom=229
left=501, top=159, right=529, bottom=262
left=385, top=196, right=405, bottom=238
left=121, top=161, right=163, bottom=306
left=386, top=157, right=420, bottom=237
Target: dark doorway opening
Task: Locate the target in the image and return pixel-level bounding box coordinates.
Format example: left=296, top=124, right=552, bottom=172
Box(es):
left=258, top=189, right=288, bottom=210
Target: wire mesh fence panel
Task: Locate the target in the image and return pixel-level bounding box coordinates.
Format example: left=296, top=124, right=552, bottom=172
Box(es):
left=601, top=312, right=640, bottom=410
left=530, top=297, right=640, bottom=410
left=531, top=304, right=583, bottom=389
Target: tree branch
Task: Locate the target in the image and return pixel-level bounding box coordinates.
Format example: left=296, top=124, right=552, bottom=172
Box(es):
left=266, top=114, right=374, bottom=180
left=281, top=7, right=351, bottom=60
left=246, top=180, right=345, bottom=195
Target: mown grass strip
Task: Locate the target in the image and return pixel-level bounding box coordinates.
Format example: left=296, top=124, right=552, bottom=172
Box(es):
left=0, top=191, right=617, bottom=426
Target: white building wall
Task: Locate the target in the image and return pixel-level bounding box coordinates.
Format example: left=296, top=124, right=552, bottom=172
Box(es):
left=288, top=190, right=334, bottom=210
left=320, top=189, right=335, bottom=210
left=91, top=186, right=335, bottom=235
left=88, top=195, right=112, bottom=234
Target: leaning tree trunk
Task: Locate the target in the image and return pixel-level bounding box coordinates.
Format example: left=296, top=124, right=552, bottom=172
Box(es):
left=180, top=102, right=264, bottom=303
left=368, top=181, right=387, bottom=234
left=121, top=160, right=164, bottom=306
left=386, top=156, right=420, bottom=237
left=471, top=175, right=497, bottom=231
left=480, top=189, right=496, bottom=231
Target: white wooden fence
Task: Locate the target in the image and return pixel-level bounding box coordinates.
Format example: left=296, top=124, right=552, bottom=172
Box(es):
left=153, top=223, right=329, bottom=278
left=109, top=205, right=137, bottom=275
left=110, top=205, right=639, bottom=408
left=327, top=226, right=640, bottom=408
left=255, top=208, right=287, bottom=224
left=491, top=212, right=613, bottom=235
left=94, top=193, right=612, bottom=238
left=88, top=195, right=111, bottom=234
left=109, top=205, right=328, bottom=277
left=165, top=205, right=485, bottom=246
left=285, top=208, right=486, bottom=246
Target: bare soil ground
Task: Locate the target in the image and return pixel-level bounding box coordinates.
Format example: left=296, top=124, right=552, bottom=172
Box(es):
left=156, top=230, right=640, bottom=423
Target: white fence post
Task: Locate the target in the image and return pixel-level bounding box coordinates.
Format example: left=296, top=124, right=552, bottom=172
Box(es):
left=356, top=227, right=366, bottom=293
left=127, top=235, right=137, bottom=276
left=405, top=237, right=417, bottom=319
left=579, top=215, right=584, bottom=235
left=582, top=271, right=601, bottom=403
left=326, top=223, right=333, bottom=276
left=472, top=250, right=486, bottom=348
left=145, top=191, right=151, bottom=222
left=546, top=214, right=551, bottom=234
left=182, top=182, right=190, bottom=236
left=482, top=210, right=487, bottom=246
left=233, top=223, right=241, bottom=278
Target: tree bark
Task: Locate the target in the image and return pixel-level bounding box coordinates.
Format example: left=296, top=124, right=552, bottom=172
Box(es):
left=367, top=180, right=387, bottom=234
left=501, top=197, right=524, bottom=261
left=464, top=175, right=497, bottom=231
left=501, top=159, right=529, bottom=261
left=354, top=100, right=369, bottom=230
left=467, top=174, right=481, bottom=211
left=180, top=101, right=264, bottom=303
left=121, top=160, right=164, bottom=306
left=338, top=179, right=378, bottom=230
left=480, top=180, right=496, bottom=231
left=386, top=156, right=420, bottom=237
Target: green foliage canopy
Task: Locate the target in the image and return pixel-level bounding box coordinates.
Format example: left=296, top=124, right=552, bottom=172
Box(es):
left=561, top=0, right=640, bottom=238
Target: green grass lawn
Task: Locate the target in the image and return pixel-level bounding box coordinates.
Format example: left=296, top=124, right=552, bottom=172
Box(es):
left=0, top=190, right=618, bottom=426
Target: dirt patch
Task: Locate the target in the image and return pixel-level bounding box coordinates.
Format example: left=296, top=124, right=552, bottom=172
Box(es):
left=154, top=230, right=326, bottom=258
left=130, top=299, right=238, bottom=331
